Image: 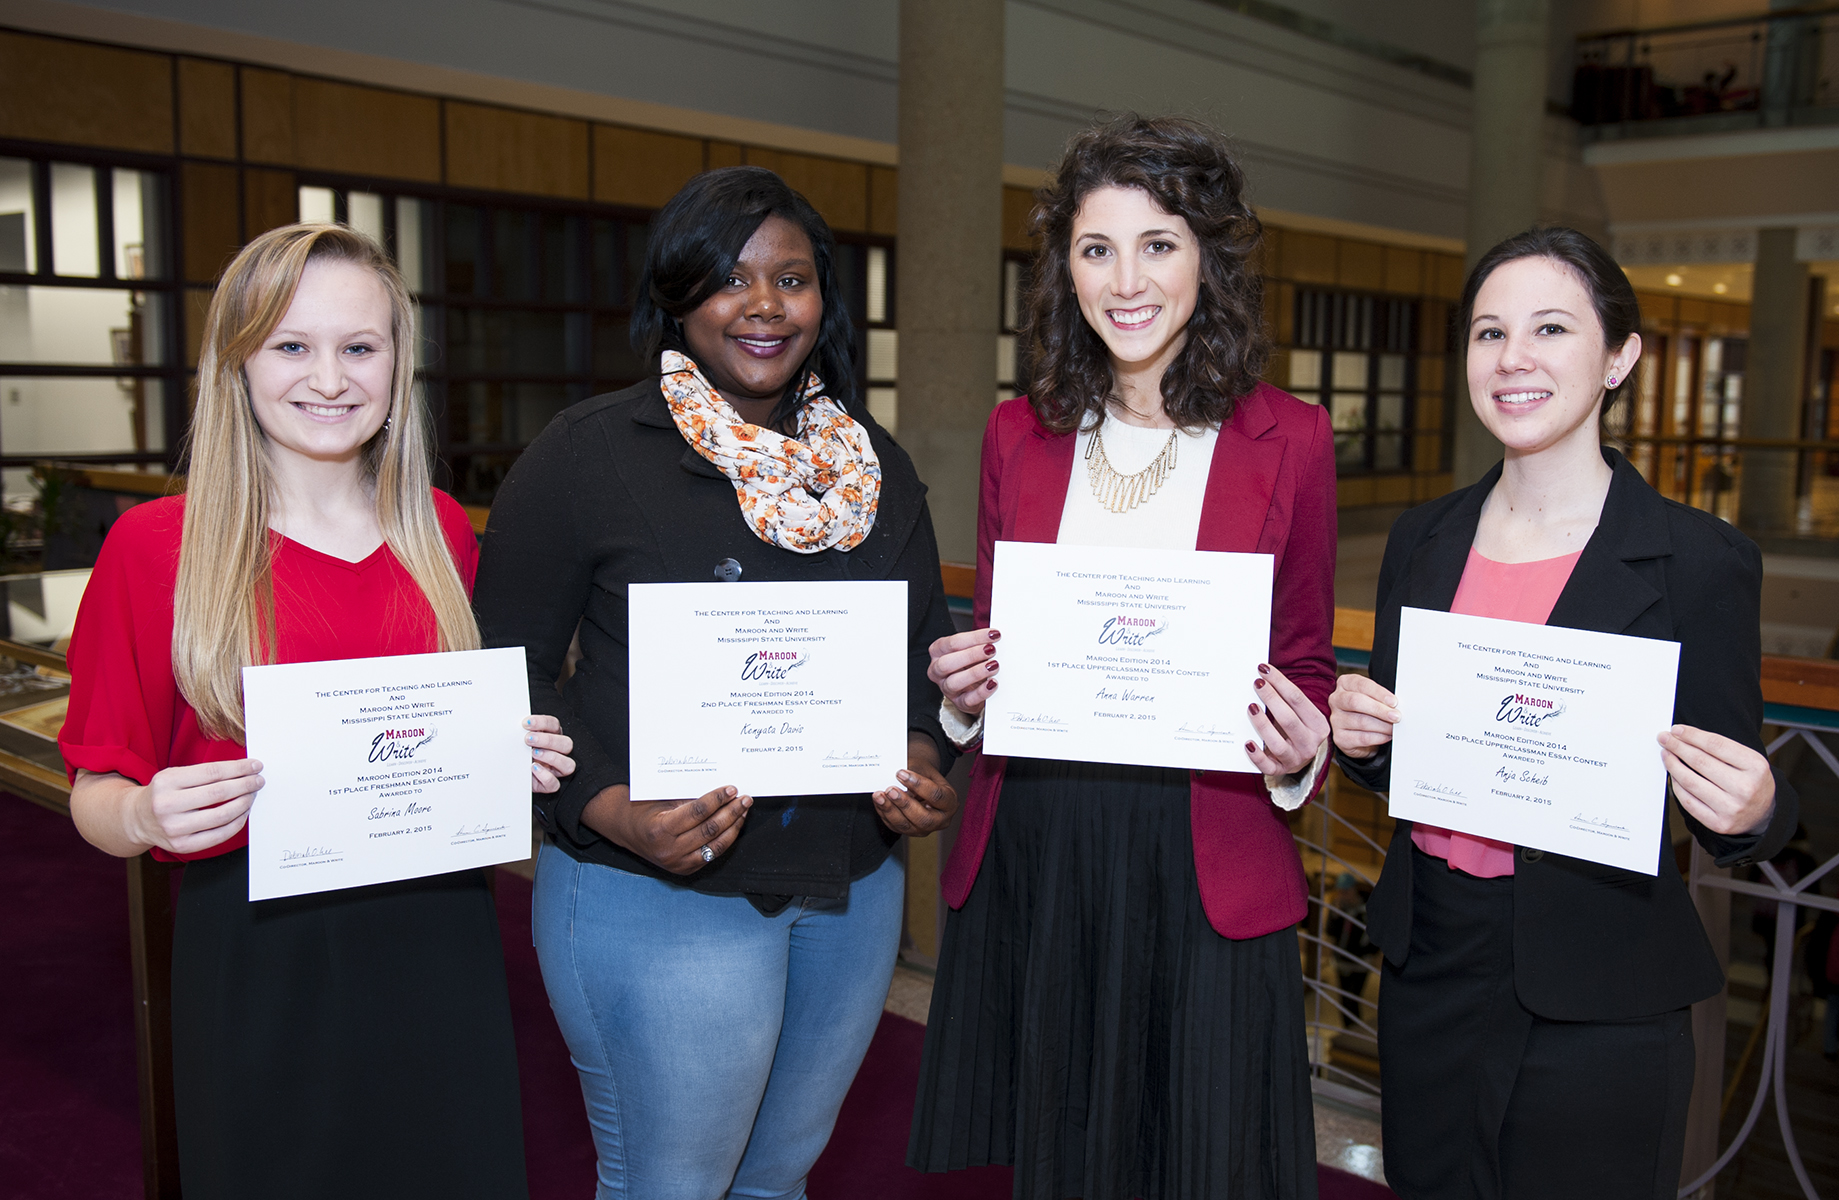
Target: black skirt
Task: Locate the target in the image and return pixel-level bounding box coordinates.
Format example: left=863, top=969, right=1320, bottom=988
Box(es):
left=1379, top=846, right=1694, bottom=1200
left=908, top=758, right=1317, bottom=1200
left=170, top=850, right=528, bottom=1200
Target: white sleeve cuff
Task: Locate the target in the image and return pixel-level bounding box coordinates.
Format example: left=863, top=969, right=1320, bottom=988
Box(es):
left=939, top=696, right=985, bottom=750
left=1265, top=738, right=1330, bottom=812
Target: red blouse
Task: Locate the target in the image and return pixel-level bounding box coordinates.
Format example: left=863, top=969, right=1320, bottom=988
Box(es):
left=58, top=492, right=480, bottom=863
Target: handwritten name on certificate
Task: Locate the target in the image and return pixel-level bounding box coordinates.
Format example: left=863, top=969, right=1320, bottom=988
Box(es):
left=627, top=581, right=906, bottom=801
left=242, top=647, right=533, bottom=901
left=984, top=541, right=1273, bottom=772
left=1388, top=608, right=1680, bottom=874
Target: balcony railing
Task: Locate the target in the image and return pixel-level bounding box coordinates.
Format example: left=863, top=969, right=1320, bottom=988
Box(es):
left=1574, top=4, right=1839, bottom=136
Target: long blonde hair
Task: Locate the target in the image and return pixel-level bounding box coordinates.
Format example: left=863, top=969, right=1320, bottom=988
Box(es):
left=174, top=223, right=480, bottom=742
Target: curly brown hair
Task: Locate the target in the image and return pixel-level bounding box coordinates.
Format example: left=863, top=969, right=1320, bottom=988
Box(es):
left=1021, top=114, right=1269, bottom=435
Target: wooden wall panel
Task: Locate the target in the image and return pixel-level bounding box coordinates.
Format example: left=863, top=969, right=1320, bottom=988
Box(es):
left=1383, top=246, right=1423, bottom=295
left=0, top=32, right=172, bottom=154
left=240, top=68, right=294, bottom=165
left=868, top=166, right=898, bottom=236
left=1272, top=281, right=1295, bottom=344
left=1432, top=253, right=1465, bottom=300
left=1337, top=240, right=1385, bottom=291
left=593, top=125, right=703, bottom=209
left=706, top=142, right=744, bottom=170
left=446, top=102, right=588, bottom=199
left=181, top=161, right=239, bottom=284
left=293, top=78, right=440, bottom=183
left=244, top=168, right=296, bottom=238
left=744, top=149, right=867, bottom=232
left=1002, top=186, right=1035, bottom=251
left=1279, top=231, right=1336, bottom=284
left=178, top=58, right=236, bottom=160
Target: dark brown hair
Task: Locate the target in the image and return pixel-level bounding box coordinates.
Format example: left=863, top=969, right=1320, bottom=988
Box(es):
left=1021, top=114, right=1269, bottom=434
left=1458, top=226, right=1643, bottom=421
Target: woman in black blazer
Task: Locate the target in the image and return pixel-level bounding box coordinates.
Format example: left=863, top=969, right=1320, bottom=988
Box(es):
left=473, top=167, right=959, bottom=1198
left=1328, top=227, right=1798, bottom=1200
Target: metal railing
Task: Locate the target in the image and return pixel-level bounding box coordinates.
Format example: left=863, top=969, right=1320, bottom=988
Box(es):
left=1574, top=5, right=1839, bottom=135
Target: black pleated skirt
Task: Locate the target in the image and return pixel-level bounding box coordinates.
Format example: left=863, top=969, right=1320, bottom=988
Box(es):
left=908, top=758, right=1317, bottom=1200
left=170, top=850, right=528, bottom=1200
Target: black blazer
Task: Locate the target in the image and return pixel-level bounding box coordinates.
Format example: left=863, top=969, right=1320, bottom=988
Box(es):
left=473, top=379, right=956, bottom=906
left=1337, top=449, right=1798, bottom=1021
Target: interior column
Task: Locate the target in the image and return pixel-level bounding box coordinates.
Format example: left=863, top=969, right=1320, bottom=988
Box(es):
left=1452, top=0, right=1551, bottom=487
left=1739, top=226, right=1809, bottom=533
left=896, top=0, right=1005, bottom=563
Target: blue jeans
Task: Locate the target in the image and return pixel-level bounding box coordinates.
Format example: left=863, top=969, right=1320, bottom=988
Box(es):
left=532, top=844, right=905, bottom=1200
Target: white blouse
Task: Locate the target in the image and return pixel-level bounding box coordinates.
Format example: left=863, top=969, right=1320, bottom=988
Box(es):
left=940, top=414, right=1327, bottom=810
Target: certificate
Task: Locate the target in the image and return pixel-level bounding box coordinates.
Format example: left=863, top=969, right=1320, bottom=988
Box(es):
left=1388, top=607, right=1680, bottom=874
left=983, top=540, right=1273, bottom=771
left=627, top=581, right=906, bottom=800
left=243, top=647, right=534, bottom=901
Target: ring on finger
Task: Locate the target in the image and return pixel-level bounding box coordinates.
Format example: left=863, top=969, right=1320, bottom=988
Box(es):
left=699, top=844, right=715, bottom=863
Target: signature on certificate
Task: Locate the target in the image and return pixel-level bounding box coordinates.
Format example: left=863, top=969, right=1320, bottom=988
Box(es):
left=1571, top=813, right=1630, bottom=833
left=657, top=755, right=714, bottom=766
left=280, top=845, right=339, bottom=862
left=1176, top=722, right=1230, bottom=738
left=823, top=750, right=880, bottom=763
left=452, top=824, right=507, bottom=838
left=1007, top=712, right=1069, bottom=728
left=1412, top=780, right=1467, bottom=800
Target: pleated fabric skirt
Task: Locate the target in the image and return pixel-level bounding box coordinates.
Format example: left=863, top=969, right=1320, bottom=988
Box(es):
left=908, top=757, right=1318, bottom=1200
left=170, top=849, right=528, bottom=1200
left=1379, top=846, right=1694, bottom=1200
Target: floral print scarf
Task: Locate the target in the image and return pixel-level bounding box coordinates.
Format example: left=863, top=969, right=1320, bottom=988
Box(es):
left=660, top=349, right=881, bottom=554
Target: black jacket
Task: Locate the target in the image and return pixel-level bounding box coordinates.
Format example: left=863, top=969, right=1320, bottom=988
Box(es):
left=473, top=379, right=956, bottom=907
left=1337, top=449, right=1798, bottom=1020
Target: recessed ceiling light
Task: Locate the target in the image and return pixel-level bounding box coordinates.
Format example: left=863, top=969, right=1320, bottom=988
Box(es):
left=1665, top=273, right=1683, bottom=286
left=1713, top=282, right=1728, bottom=294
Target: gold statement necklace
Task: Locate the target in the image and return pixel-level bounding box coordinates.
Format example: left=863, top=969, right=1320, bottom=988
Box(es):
left=1085, top=420, right=1179, bottom=513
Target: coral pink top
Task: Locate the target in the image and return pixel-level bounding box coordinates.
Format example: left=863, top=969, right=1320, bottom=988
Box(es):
left=1411, top=545, right=1585, bottom=878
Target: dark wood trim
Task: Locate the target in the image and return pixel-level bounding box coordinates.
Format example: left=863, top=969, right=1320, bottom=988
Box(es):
left=127, top=852, right=182, bottom=1200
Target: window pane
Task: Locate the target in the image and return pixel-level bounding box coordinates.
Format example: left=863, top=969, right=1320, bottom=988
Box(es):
left=1287, top=350, right=1322, bottom=393
left=0, top=159, right=36, bottom=273
left=1378, top=353, right=1406, bottom=392
left=594, top=315, right=641, bottom=381
left=1002, top=259, right=1020, bottom=331
left=867, top=328, right=897, bottom=382
left=996, top=334, right=1016, bottom=386
left=395, top=197, right=430, bottom=293
left=110, top=169, right=167, bottom=280
left=446, top=205, right=484, bottom=296
left=447, top=380, right=569, bottom=447
left=867, top=246, right=888, bottom=324
left=348, top=191, right=385, bottom=245
left=1332, top=351, right=1367, bottom=391
left=592, top=219, right=620, bottom=304
left=1330, top=391, right=1367, bottom=432
left=298, top=186, right=335, bottom=225
left=447, top=307, right=569, bottom=375
left=0, top=287, right=167, bottom=365
left=1376, top=393, right=1406, bottom=432
left=867, top=386, right=896, bottom=432
left=1373, top=432, right=1406, bottom=471
left=50, top=164, right=98, bottom=278
left=1334, top=433, right=1367, bottom=468
left=1, top=376, right=165, bottom=453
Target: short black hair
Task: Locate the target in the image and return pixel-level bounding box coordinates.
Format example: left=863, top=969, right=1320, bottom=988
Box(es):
left=1458, top=226, right=1643, bottom=418
left=632, top=166, right=857, bottom=429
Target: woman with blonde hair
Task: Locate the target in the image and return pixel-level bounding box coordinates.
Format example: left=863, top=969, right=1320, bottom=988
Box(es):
left=61, top=223, right=573, bottom=1199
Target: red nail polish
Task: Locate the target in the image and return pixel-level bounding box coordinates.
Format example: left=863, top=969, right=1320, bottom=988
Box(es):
left=1254, top=678, right=1266, bottom=689
left=985, top=660, right=998, bottom=672
left=986, top=679, right=998, bottom=691
left=983, top=643, right=996, bottom=656
left=1245, top=740, right=1258, bottom=754
left=988, top=630, right=1001, bottom=641
left=1248, top=703, right=1261, bottom=716
left=1258, top=663, right=1270, bottom=675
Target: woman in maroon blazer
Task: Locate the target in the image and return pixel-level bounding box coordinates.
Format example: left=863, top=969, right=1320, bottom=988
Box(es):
left=907, top=115, right=1337, bottom=1200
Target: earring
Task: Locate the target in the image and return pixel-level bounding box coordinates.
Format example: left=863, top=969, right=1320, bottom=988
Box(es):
left=382, top=416, right=392, bottom=432
left=1606, top=376, right=1619, bottom=389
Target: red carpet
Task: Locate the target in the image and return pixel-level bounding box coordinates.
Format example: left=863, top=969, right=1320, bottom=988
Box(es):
left=1, top=794, right=1392, bottom=1198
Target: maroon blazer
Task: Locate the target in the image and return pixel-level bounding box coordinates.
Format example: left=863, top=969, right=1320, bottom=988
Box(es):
left=940, top=385, right=1338, bottom=939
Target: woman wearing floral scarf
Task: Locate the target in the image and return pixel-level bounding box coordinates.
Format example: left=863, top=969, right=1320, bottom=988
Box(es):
left=474, top=167, right=959, bottom=1199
